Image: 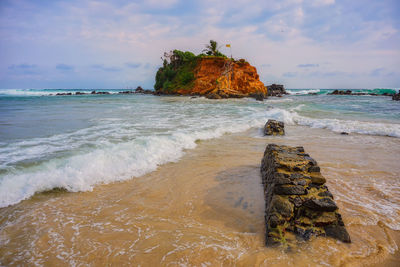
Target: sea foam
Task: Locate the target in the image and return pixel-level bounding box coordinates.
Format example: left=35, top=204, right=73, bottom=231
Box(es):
left=263, top=107, right=400, bottom=138
left=0, top=116, right=264, bottom=208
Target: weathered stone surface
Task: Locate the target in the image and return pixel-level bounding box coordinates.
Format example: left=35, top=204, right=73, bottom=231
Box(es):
left=324, top=225, right=351, bottom=243
left=261, top=144, right=350, bottom=246
left=310, top=172, right=327, bottom=185
left=270, top=195, right=294, bottom=218
left=274, top=185, right=307, bottom=195
left=303, top=198, right=338, bottom=212
left=264, top=120, right=285, bottom=136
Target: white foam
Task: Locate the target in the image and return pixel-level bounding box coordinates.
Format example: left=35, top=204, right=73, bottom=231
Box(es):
left=264, top=107, right=400, bottom=138
left=264, top=98, right=293, bottom=103
left=286, top=89, right=321, bottom=95
left=0, top=116, right=265, bottom=208
left=0, top=89, right=120, bottom=96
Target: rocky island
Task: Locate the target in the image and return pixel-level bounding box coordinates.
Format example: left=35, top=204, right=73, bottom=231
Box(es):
left=154, top=41, right=267, bottom=99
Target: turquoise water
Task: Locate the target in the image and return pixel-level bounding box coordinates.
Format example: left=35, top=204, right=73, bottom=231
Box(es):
left=0, top=88, right=399, bottom=207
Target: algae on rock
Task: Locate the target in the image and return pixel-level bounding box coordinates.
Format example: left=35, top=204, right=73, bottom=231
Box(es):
left=261, top=144, right=351, bottom=247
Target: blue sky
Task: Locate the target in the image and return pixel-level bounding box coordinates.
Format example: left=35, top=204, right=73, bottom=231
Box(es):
left=0, top=0, right=399, bottom=89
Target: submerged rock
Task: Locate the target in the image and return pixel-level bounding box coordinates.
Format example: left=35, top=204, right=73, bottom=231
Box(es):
left=250, top=92, right=265, bottom=101
left=205, top=92, right=222, bottom=99
left=261, top=144, right=351, bottom=246
left=264, top=120, right=285, bottom=136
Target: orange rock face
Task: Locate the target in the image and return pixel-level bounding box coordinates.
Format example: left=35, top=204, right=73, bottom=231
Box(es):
left=175, top=57, right=267, bottom=97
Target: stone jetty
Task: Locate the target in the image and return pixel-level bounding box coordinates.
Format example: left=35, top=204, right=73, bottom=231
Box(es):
left=261, top=144, right=351, bottom=246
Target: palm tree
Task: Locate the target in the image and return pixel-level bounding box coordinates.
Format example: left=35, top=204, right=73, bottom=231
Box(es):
left=203, top=40, right=220, bottom=56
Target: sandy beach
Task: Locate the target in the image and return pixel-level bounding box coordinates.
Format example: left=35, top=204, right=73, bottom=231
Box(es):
left=1, top=125, right=399, bottom=266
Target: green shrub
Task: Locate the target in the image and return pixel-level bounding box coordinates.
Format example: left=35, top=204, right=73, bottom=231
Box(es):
left=177, top=70, right=194, bottom=85
left=154, top=41, right=228, bottom=92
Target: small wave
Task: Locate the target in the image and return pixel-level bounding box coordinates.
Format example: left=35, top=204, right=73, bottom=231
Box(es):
left=264, top=107, right=400, bottom=138
left=0, top=118, right=264, bottom=208
left=264, top=98, right=293, bottom=103
left=286, top=89, right=321, bottom=95
left=0, top=89, right=122, bottom=96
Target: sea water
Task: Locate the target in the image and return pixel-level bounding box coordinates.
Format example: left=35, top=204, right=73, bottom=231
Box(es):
left=1, top=88, right=400, bottom=266
left=0, top=88, right=399, bottom=208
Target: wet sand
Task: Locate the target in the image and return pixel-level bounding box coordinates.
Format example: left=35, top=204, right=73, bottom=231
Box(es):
left=1, top=125, right=399, bottom=266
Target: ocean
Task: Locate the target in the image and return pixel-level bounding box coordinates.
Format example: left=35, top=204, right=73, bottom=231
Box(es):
left=0, top=88, right=400, bottom=266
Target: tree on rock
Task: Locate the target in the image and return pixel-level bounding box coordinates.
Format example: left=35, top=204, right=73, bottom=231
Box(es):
left=203, top=40, right=225, bottom=57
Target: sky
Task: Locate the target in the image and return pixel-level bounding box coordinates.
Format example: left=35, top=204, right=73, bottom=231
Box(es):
left=0, top=0, right=399, bottom=89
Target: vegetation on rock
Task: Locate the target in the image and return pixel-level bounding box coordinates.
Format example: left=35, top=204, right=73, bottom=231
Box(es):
left=202, top=40, right=226, bottom=57
left=154, top=40, right=267, bottom=99
left=154, top=50, right=199, bottom=93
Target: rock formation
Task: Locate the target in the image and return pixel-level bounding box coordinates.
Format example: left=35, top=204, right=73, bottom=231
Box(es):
left=191, top=57, right=266, bottom=99
left=264, top=120, right=285, bottom=136
left=267, top=84, right=287, bottom=97
left=393, top=93, right=400, bottom=101
left=154, top=49, right=267, bottom=99
left=261, top=144, right=351, bottom=246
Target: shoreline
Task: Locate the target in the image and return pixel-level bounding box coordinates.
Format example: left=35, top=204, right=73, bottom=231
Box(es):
left=1, top=125, right=399, bottom=266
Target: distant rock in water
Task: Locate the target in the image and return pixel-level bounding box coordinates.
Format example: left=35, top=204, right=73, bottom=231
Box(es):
left=264, top=120, right=285, bottom=136
left=329, top=89, right=394, bottom=97
left=261, top=144, right=351, bottom=247
left=56, top=93, right=72, bottom=96
left=328, top=90, right=353, bottom=95
left=393, top=93, right=400, bottom=101
left=267, top=84, right=287, bottom=97
left=135, top=86, right=153, bottom=94
left=154, top=47, right=267, bottom=99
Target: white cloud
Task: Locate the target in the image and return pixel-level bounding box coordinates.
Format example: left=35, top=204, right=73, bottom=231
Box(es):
left=310, top=0, right=335, bottom=7
left=0, top=0, right=398, bottom=88
left=144, top=0, right=179, bottom=9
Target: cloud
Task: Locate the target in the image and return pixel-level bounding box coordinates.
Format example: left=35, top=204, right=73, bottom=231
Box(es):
left=283, top=72, right=297, bottom=78
left=7, top=64, right=39, bottom=75
left=56, top=64, right=74, bottom=71
left=91, top=64, right=122, bottom=72
left=308, top=71, right=356, bottom=77
left=310, top=0, right=335, bottom=7
left=297, top=63, right=319, bottom=68
left=144, top=0, right=179, bottom=9
left=8, top=64, right=37, bottom=70
left=125, top=62, right=142, bottom=69
left=0, top=0, right=399, bottom=89
left=369, top=67, right=385, bottom=76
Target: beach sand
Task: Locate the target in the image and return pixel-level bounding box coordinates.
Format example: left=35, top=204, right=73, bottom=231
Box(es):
left=1, top=125, right=399, bottom=266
